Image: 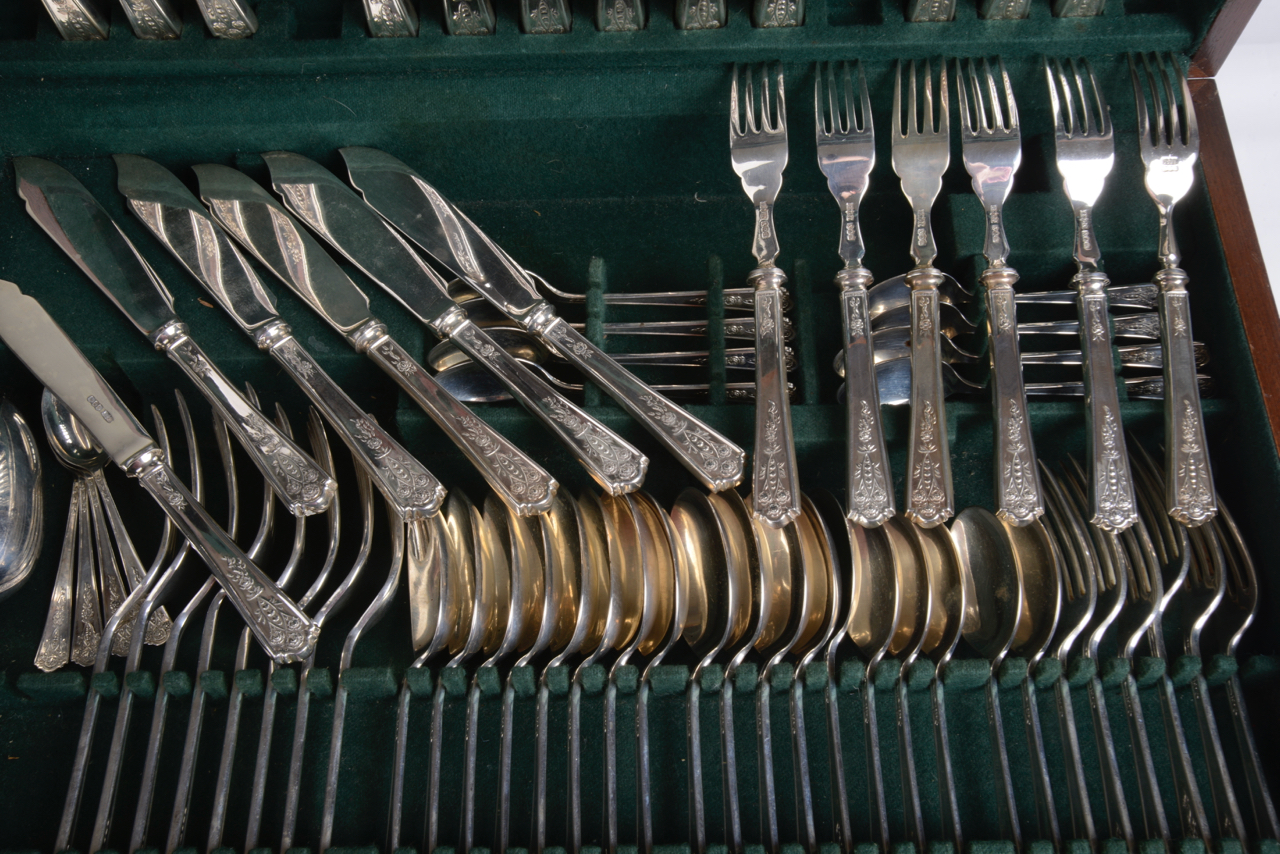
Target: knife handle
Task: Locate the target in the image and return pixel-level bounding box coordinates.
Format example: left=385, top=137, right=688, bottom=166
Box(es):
left=156, top=325, right=335, bottom=518
left=838, top=268, right=893, bottom=527
left=1155, top=268, right=1216, bottom=526
left=440, top=313, right=647, bottom=496
left=126, top=449, right=319, bottom=664
left=1075, top=272, right=1138, bottom=532
left=984, top=267, right=1043, bottom=526
left=361, top=325, right=558, bottom=515
left=118, top=0, right=183, bottom=38
left=749, top=268, right=800, bottom=528
left=905, top=267, right=953, bottom=528
left=527, top=307, right=745, bottom=493
left=255, top=321, right=445, bottom=521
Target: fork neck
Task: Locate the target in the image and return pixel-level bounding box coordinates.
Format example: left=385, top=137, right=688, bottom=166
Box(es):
left=907, top=197, right=938, bottom=269
left=1070, top=201, right=1104, bottom=274
left=752, top=201, right=781, bottom=267
left=837, top=198, right=867, bottom=270
left=982, top=202, right=1012, bottom=268
left=1157, top=201, right=1182, bottom=270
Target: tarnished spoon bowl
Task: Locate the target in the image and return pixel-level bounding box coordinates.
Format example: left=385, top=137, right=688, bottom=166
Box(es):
left=0, top=399, right=42, bottom=601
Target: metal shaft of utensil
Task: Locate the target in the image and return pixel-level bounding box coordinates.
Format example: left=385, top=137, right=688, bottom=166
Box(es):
left=363, top=0, right=419, bottom=34
left=986, top=267, right=1044, bottom=525
left=1022, top=677, right=1062, bottom=847
left=905, top=270, right=953, bottom=527
left=986, top=676, right=1023, bottom=849
left=38, top=0, right=109, bottom=39
left=1120, top=672, right=1173, bottom=843
left=1052, top=676, right=1097, bottom=844
left=840, top=268, right=894, bottom=527
left=196, top=0, right=258, bottom=36
left=119, top=0, right=182, bottom=37
left=750, top=268, right=801, bottom=528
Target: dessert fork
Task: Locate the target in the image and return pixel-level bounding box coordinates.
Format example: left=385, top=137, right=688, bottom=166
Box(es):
left=891, top=58, right=953, bottom=527
left=958, top=57, right=1043, bottom=526
left=1046, top=57, right=1138, bottom=533
left=731, top=62, right=800, bottom=528
left=1130, top=52, right=1217, bottom=527
left=815, top=60, right=894, bottom=529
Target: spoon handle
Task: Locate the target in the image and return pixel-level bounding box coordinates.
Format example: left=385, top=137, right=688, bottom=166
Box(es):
left=1120, top=673, right=1171, bottom=841
left=1021, top=677, right=1062, bottom=846
left=195, top=0, right=258, bottom=36
left=1189, top=672, right=1248, bottom=843
left=70, top=480, right=101, bottom=667
left=863, top=678, right=891, bottom=852
left=366, top=331, right=558, bottom=515
left=34, top=481, right=79, bottom=672
left=985, top=268, right=1043, bottom=526
left=825, top=681, right=853, bottom=854
left=446, top=318, right=647, bottom=497
left=931, top=678, right=963, bottom=852
left=896, top=674, right=926, bottom=850
left=839, top=271, right=894, bottom=527
left=986, top=677, right=1022, bottom=849
left=1153, top=674, right=1211, bottom=841
left=129, top=453, right=320, bottom=663
left=37, top=0, right=109, bottom=39
left=1053, top=676, right=1098, bottom=844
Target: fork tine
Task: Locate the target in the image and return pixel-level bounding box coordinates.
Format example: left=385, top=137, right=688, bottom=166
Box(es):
left=1156, top=54, right=1181, bottom=147
left=1175, top=57, right=1198, bottom=148
left=923, top=59, right=934, bottom=134
left=937, top=59, right=949, bottom=136
left=857, top=61, right=872, bottom=134
left=746, top=64, right=758, bottom=134
left=999, top=58, right=1017, bottom=131
left=956, top=58, right=974, bottom=134
left=1128, top=54, right=1152, bottom=148
left=1045, top=57, right=1066, bottom=136
left=1086, top=59, right=1110, bottom=135
left=731, top=63, right=742, bottom=136
left=826, top=62, right=840, bottom=133
left=893, top=60, right=904, bottom=138
left=774, top=62, right=786, bottom=132
left=982, top=58, right=1003, bottom=131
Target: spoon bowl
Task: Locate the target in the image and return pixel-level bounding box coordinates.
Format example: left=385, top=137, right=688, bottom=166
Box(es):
left=0, top=399, right=42, bottom=602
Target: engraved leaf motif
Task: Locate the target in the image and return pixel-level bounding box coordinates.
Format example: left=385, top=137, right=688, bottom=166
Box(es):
left=277, top=339, right=317, bottom=380
left=1001, top=401, right=1039, bottom=520
left=1095, top=406, right=1136, bottom=527
left=850, top=400, right=888, bottom=514
left=543, top=397, right=641, bottom=480
left=1176, top=400, right=1214, bottom=520
left=910, top=402, right=947, bottom=518
left=683, top=0, right=721, bottom=27
left=754, top=400, right=792, bottom=519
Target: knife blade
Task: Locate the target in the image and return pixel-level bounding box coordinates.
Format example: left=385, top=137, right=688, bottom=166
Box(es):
left=192, top=161, right=557, bottom=517
left=261, top=151, right=648, bottom=497
left=0, top=279, right=319, bottom=664
left=340, top=146, right=746, bottom=493
left=113, top=154, right=446, bottom=522
left=14, top=156, right=335, bottom=519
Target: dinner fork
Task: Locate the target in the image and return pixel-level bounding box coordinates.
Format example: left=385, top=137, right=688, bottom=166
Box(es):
left=1046, top=57, right=1138, bottom=533
left=958, top=57, right=1043, bottom=527
left=1130, top=53, right=1217, bottom=527
left=731, top=62, right=800, bottom=528
left=891, top=58, right=953, bottom=527
left=815, top=60, right=894, bottom=529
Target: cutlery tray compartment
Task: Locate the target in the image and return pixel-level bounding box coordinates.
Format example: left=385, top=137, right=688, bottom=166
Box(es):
left=0, top=0, right=1277, bottom=850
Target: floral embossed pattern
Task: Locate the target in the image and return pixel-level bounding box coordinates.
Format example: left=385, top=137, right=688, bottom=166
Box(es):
left=543, top=397, right=642, bottom=483
left=909, top=402, right=947, bottom=521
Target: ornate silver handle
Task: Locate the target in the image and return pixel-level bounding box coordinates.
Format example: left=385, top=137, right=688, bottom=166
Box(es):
left=905, top=268, right=953, bottom=527
left=1075, top=273, right=1137, bottom=532
left=750, top=269, right=799, bottom=528
left=195, top=0, right=258, bottom=37
left=363, top=0, right=419, bottom=35
left=258, top=322, right=444, bottom=521
left=984, top=268, right=1043, bottom=526
left=1156, top=268, right=1216, bottom=526
left=39, top=0, right=109, bottom=39
left=157, top=327, right=335, bottom=518
left=127, top=451, right=319, bottom=663
left=442, top=316, right=646, bottom=496
left=839, top=269, right=893, bottom=527
left=117, top=0, right=183, bottom=37
left=530, top=311, right=745, bottom=493
left=443, top=0, right=494, bottom=33
left=364, top=329, right=557, bottom=516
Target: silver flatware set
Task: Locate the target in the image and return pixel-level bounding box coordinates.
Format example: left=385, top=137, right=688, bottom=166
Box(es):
left=0, top=54, right=1269, bottom=854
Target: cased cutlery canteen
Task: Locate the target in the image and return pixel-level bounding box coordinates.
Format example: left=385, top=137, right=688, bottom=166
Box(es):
left=0, top=279, right=319, bottom=664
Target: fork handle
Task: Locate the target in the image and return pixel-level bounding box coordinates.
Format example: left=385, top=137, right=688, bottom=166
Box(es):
left=839, top=269, right=894, bottom=526
left=359, top=322, right=558, bottom=515
left=1074, top=273, right=1138, bottom=532
left=126, top=452, right=319, bottom=664
left=530, top=309, right=746, bottom=492
left=156, top=328, right=335, bottom=518
left=255, top=321, right=445, bottom=521
left=750, top=268, right=800, bottom=527
left=1156, top=268, right=1216, bottom=525
left=905, top=267, right=953, bottom=527
left=444, top=314, right=647, bottom=496
left=984, top=267, right=1043, bottom=525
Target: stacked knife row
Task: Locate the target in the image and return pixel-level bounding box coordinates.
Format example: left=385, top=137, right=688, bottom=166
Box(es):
left=38, top=0, right=1116, bottom=40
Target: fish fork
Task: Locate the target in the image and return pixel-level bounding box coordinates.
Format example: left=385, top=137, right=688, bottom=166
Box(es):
left=815, top=60, right=894, bottom=529
left=1047, top=57, right=1138, bottom=533
left=731, top=62, right=800, bottom=528
left=1130, top=53, right=1217, bottom=527
left=891, top=58, right=953, bottom=527
left=958, top=57, right=1043, bottom=526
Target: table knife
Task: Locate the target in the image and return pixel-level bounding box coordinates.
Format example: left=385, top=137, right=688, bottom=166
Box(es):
left=113, top=154, right=445, bottom=522
left=0, top=279, right=319, bottom=664
left=192, top=162, right=557, bottom=517
left=338, top=147, right=745, bottom=494
left=14, top=157, right=335, bottom=519
left=260, top=151, right=649, bottom=497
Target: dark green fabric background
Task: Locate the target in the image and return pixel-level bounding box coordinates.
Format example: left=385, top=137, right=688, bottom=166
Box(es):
left=0, top=0, right=1276, bottom=851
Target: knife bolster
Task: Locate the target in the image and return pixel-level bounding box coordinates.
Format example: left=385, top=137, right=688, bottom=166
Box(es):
left=349, top=319, right=390, bottom=354
left=122, top=445, right=167, bottom=480
left=252, top=319, right=294, bottom=351
left=149, top=319, right=191, bottom=352
left=428, top=306, right=469, bottom=338
left=523, top=302, right=559, bottom=337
